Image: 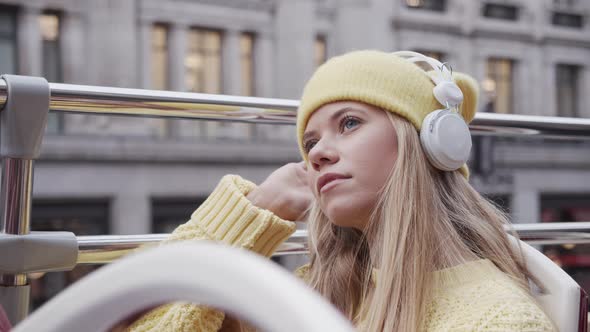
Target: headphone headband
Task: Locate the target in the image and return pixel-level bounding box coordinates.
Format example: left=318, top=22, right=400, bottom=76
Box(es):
left=392, top=51, right=451, bottom=84
left=392, top=51, right=463, bottom=109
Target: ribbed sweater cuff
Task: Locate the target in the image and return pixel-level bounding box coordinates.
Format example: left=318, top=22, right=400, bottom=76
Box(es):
left=188, top=175, right=296, bottom=257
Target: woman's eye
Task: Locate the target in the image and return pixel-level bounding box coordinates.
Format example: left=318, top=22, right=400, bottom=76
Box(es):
left=341, top=116, right=360, bottom=131
left=304, top=139, right=317, bottom=153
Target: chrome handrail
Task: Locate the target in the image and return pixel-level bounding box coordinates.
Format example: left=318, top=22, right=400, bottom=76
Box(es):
left=76, top=222, right=590, bottom=265
left=1, top=80, right=590, bottom=139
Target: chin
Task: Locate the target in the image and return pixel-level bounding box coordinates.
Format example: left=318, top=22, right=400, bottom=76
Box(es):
left=324, top=209, right=365, bottom=230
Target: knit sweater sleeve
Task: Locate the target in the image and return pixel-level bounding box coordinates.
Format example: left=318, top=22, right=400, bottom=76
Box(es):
left=124, top=175, right=297, bottom=332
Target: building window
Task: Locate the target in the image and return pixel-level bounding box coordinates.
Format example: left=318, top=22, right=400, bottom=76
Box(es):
left=409, top=50, right=446, bottom=71
left=29, top=199, right=110, bottom=310
left=40, top=12, right=62, bottom=82
left=405, top=0, right=446, bottom=12
left=40, top=11, right=63, bottom=134
left=0, top=6, right=17, bottom=75
left=240, top=32, right=254, bottom=96
left=553, top=0, right=578, bottom=7
left=552, top=12, right=584, bottom=28
left=414, top=50, right=445, bottom=62
left=556, top=64, right=580, bottom=117
left=541, top=194, right=590, bottom=295
left=315, top=35, right=327, bottom=67
left=152, top=197, right=206, bottom=233
left=483, top=3, right=519, bottom=21
left=485, top=58, right=514, bottom=114
left=151, top=24, right=169, bottom=90
left=185, top=28, right=222, bottom=94
left=182, top=28, right=222, bottom=139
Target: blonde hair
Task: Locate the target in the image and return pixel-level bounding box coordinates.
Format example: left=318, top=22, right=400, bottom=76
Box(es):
left=306, top=112, right=537, bottom=331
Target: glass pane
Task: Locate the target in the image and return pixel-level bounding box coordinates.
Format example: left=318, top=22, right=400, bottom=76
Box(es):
left=552, top=12, right=583, bottom=28
left=43, top=40, right=62, bottom=82
left=186, top=28, right=221, bottom=94
left=203, top=30, right=221, bottom=52
left=0, top=7, right=17, bottom=74
left=485, top=58, right=514, bottom=114
left=483, top=4, right=519, bottom=21
left=184, top=29, right=222, bottom=138
left=40, top=13, right=62, bottom=134
left=210, top=57, right=222, bottom=93
left=0, top=10, right=16, bottom=34
left=556, top=64, right=579, bottom=117
left=241, top=33, right=254, bottom=96
left=405, top=0, right=446, bottom=11
left=39, top=14, right=59, bottom=41
left=152, top=197, right=205, bottom=233
left=0, top=41, right=16, bottom=74
left=151, top=25, right=168, bottom=90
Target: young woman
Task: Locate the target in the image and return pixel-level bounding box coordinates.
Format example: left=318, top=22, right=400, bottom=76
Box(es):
left=125, top=50, right=554, bottom=331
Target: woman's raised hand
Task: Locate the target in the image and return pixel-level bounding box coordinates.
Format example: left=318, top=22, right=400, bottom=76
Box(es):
left=246, top=162, right=313, bottom=222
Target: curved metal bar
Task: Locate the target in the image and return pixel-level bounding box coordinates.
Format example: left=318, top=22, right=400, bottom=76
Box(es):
left=511, top=222, right=590, bottom=245
left=76, top=224, right=590, bottom=265
left=1, top=79, right=590, bottom=139
left=0, top=79, right=298, bottom=124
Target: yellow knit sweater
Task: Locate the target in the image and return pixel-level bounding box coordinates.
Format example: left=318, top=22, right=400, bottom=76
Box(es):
left=125, top=175, right=554, bottom=332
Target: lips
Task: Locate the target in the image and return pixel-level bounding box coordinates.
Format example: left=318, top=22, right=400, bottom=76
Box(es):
left=317, top=173, right=351, bottom=193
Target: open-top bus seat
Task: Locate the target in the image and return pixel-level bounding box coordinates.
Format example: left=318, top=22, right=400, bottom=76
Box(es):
left=12, top=242, right=355, bottom=332
left=517, top=238, right=588, bottom=332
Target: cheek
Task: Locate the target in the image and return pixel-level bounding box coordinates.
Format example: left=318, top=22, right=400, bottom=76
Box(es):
left=350, top=131, right=398, bottom=191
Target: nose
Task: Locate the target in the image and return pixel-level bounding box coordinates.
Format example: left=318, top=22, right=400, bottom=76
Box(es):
left=308, top=138, right=339, bottom=171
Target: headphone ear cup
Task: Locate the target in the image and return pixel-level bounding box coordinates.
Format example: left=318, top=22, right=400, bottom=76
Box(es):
left=420, top=109, right=472, bottom=171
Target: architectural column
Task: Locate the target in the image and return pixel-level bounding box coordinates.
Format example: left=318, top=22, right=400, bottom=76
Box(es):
left=460, top=0, right=477, bottom=36
left=111, top=194, right=151, bottom=235
left=138, top=19, right=153, bottom=89
left=168, top=23, right=188, bottom=91
left=474, top=54, right=488, bottom=112
left=456, top=39, right=475, bottom=75
left=512, top=189, right=540, bottom=224
left=528, top=46, right=545, bottom=116
left=252, top=30, right=275, bottom=141
left=254, top=30, right=274, bottom=97
left=514, top=56, right=529, bottom=115
left=275, top=0, right=315, bottom=99
left=61, top=11, right=87, bottom=84
left=370, top=0, right=394, bottom=51
left=222, top=28, right=241, bottom=95
left=17, top=6, right=42, bottom=76
left=545, top=61, right=558, bottom=117
left=220, top=28, right=249, bottom=140
left=579, top=66, right=590, bottom=118
left=274, top=0, right=315, bottom=142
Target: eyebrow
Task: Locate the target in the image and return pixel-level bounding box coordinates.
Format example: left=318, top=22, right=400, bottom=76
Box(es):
left=302, top=106, right=366, bottom=143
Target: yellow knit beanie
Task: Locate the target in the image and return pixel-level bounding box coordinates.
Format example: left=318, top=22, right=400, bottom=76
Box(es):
left=296, top=50, right=479, bottom=179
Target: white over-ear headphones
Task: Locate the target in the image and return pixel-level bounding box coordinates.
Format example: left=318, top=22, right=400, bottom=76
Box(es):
left=392, top=51, right=472, bottom=171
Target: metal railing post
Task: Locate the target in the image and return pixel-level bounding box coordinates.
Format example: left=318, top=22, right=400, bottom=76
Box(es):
left=0, top=75, right=50, bottom=325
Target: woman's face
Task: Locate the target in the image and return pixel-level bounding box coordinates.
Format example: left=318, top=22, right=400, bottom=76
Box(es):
left=303, top=101, right=399, bottom=230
